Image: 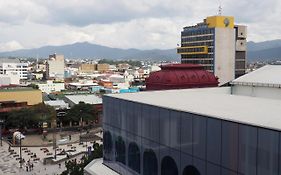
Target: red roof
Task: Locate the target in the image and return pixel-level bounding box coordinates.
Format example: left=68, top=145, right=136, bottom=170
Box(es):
left=146, top=64, right=218, bottom=91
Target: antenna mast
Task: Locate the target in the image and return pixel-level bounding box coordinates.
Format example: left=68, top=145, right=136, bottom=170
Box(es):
left=218, top=0, right=222, bottom=15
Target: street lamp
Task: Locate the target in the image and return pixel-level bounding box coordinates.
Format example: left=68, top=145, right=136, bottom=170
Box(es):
left=79, top=110, right=82, bottom=143
left=19, top=135, right=22, bottom=168
left=0, top=120, right=4, bottom=146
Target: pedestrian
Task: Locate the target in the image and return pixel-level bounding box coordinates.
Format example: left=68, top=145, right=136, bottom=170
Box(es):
left=59, top=163, right=61, bottom=168
left=26, top=165, right=28, bottom=172
left=31, top=163, right=34, bottom=170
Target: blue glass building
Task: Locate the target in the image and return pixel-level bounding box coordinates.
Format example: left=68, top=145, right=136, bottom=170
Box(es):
left=102, top=87, right=281, bottom=175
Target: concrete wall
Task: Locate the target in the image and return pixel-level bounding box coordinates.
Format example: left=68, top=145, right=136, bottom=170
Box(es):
left=232, top=85, right=281, bottom=100
left=215, top=28, right=235, bottom=85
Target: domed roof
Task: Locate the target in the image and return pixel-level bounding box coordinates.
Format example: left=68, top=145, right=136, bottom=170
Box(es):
left=146, top=64, right=218, bottom=91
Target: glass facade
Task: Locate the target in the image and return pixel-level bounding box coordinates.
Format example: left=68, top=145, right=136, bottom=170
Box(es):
left=103, top=96, right=281, bottom=175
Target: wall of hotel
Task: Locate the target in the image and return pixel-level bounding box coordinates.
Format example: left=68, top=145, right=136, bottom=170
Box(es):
left=103, top=96, right=281, bottom=175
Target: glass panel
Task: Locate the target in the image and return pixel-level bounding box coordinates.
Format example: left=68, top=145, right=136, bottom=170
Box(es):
left=159, top=108, right=170, bottom=146
left=181, top=112, right=193, bottom=155
left=222, top=121, right=238, bottom=171
left=221, top=168, right=237, bottom=175
left=257, top=128, right=279, bottom=175
left=206, top=118, right=221, bottom=165
left=170, top=110, right=181, bottom=151
left=193, top=115, right=207, bottom=160
left=193, top=157, right=206, bottom=175
left=206, top=163, right=220, bottom=175
left=238, top=125, right=257, bottom=175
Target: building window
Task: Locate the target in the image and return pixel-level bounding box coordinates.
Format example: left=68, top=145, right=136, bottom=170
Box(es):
left=128, top=142, right=140, bottom=173
left=115, top=136, right=126, bottom=165
left=182, top=165, right=200, bottom=175
left=143, top=149, right=158, bottom=175
left=103, top=131, right=113, bottom=160
left=161, top=156, right=178, bottom=175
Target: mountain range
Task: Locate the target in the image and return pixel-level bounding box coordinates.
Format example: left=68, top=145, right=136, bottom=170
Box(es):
left=0, top=40, right=281, bottom=62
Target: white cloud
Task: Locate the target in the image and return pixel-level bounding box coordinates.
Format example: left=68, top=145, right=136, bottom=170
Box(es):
left=0, top=41, right=24, bottom=52
left=0, top=0, right=280, bottom=51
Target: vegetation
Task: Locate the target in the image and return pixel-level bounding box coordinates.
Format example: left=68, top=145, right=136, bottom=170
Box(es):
left=64, top=102, right=97, bottom=124
left=6, top=103, right=56, bottom=129
left=27, top=83, right=39, bottom=89
left=61, top=143, right=103, bottom=175
left=98, top=59, right=142, bottom=67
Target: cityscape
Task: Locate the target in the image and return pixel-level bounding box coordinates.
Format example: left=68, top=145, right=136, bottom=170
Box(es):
left=0, top=1, right=281, bottom=175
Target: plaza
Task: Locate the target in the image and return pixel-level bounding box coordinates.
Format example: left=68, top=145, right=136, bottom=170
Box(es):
left=0, top=128, right=102, bottom=175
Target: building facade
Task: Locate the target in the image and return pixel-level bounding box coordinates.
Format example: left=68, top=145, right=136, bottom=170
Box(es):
left=178, top=16, right=247, bottom=85
left=0, top=88, right=42, bottom=105
left=0, top=59, right=28, bottom=80
left=46, top=54, right=65, bottom=80
left=37, top=80, right=65, bottom=94
left=79, top=64, right=97, bottom=73
left=103, top=89, right=281, bottom=175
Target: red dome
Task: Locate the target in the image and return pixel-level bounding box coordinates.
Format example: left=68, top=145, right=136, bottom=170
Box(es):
left=146, top=64, right=218, bottom=91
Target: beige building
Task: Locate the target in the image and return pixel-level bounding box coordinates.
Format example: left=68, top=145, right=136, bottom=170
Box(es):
left=0, top=88, right=42, bottom=105
left=79, top=64, right=97, bottom=73
left=46, top=54, right=65, bottom=80
left=97, top=64, right=110, bottom=72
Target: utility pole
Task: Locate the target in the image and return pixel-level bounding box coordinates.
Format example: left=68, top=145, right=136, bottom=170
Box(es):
left=19, top=134, right=22, bottom=169
left=0, top=120, right=3, bottom=146
left=52, top=117, right=57, bottom=159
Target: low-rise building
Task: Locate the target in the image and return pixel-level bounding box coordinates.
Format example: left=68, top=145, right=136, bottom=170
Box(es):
left=0, top=88, right=42, bottom=105
left=79, top=64, right=97, bottom=73
left=0, top=58, right=28, bottom=80
left=97, top=64, right=110, bottom=72
left=37, top=81, right=65, bottom=94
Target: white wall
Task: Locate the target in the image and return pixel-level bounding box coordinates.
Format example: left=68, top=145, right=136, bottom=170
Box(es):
left=38, top=82, right=65, bottom=93
left=232, top=85, right=281, bottom=100
left=215, top=28, right=235, bottom=85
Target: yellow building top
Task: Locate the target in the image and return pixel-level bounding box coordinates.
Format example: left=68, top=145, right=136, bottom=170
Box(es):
left=206, top=16, right=234, bottom=29
left=0, top=89, right=42, bottom=105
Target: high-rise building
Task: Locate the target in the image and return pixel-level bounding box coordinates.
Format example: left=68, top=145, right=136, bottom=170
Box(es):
left=0, top=58, right=28, bottom=80
left=177, top=16, right=247, bottom=85
left=46, top=54, right=65, bottom=80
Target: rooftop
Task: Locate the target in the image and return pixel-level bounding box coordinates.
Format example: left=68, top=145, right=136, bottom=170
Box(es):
left=65, top=94, right=102, bottom=105
left=232, top=65, right=281, bottom=87
left=0, top=87, right=40, bottom=92
left=107, top=87, right=281, bottom=132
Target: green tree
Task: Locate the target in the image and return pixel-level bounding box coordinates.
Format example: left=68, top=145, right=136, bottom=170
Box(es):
left=65, top=102, right=97, bottom=124
left=6, top=103, right=56, bottom=129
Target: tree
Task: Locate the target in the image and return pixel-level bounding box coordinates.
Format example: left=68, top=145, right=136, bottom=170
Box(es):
left=61, top=144, right=103, bottom=175
left=65, top=102, right=97, bottom=124
left=6, top=103, right=56, bottom=130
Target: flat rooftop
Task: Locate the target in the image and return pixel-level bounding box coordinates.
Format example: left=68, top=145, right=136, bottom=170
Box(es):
left=65, top=94, right=102, bottom=105
left=232, top=65, right=281, bottom=87
left=107, top=87, right=281, bottom=132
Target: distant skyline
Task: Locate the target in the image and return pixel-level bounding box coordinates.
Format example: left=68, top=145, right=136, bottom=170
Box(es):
left=0, top=0, right=280, bottom=52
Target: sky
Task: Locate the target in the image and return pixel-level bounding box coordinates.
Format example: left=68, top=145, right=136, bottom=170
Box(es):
left=0, top=0, right=280, bottom=52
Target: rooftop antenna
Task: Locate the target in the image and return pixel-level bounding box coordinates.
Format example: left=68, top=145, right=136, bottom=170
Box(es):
left=218, top=0, right=222, bottom=16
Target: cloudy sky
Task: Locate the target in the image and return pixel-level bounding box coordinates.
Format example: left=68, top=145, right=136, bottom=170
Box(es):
left=0, top=0, right=280, bottom=52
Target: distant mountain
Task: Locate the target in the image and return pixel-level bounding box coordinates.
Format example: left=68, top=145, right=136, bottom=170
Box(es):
left=0, top=42, right=179, bottom=61
left=247, top=40, right=281, bottom=52
left=0, top=40, right=281, bottom=62
left=248, top=47, right=281, bottom=62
